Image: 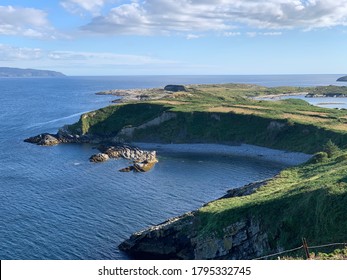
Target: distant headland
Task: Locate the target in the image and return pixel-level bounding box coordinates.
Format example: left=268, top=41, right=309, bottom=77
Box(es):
left=0, top=67, right=65, bottom=77
left=337, top=75, right=347, bottom=82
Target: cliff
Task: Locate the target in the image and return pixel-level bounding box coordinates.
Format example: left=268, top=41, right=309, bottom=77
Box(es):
left=119, top=181, right=271, bottom=259
left=0, top=67, right=65, bottom=77
left=65, top=102, right=347, bottom=154
left=119, top=151, right=347, bottom=259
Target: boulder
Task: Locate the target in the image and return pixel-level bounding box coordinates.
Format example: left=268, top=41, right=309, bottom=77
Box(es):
left=133, top=161, right=156, bottom=172
left=89, top=153, right=110, bottom=163
left=42, top=134, right=60, bottom=146
left=24, top=133, right=60, bottom=146
left=104, top=147, right=121, bottom=158
left=119, top=166, right=134, bottom=172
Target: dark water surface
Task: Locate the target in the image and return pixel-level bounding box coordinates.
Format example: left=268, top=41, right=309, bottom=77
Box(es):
left=0, top=75, right=340, bottom=259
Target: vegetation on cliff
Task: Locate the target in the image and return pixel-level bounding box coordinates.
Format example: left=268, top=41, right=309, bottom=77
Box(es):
left=67, top=84, right=347, bottom=154
left=198, top=148, right=347, bottom=254
left=64, top=83, right=347, bottom=259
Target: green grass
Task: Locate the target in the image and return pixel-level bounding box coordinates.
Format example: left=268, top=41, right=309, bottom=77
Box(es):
left=197, top=151, right=347, bottom=253
left=67, top=84, right=347, bottom=153
left=67, top=103, right=168, bottom=136
left=310, top=85, right=347, bottom=96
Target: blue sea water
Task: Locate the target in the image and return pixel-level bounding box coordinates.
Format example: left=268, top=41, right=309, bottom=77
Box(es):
left=0, top=75, right=344, bottom=260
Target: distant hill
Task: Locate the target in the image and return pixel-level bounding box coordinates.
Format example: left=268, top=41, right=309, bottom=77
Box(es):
left=0, top=67, right=65, bottom=77
left=337, top=75, right=347, bottom=82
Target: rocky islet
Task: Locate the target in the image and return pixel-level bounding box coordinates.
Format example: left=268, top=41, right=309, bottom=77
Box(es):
left=24, top=133, right=158, bottom=172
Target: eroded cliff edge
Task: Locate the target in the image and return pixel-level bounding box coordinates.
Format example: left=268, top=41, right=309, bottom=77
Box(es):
left=119, top=181, right=271, bottom=260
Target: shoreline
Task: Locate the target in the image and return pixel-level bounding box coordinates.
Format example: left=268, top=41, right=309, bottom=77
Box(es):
left=119, top=143, right=313, bottom=259
left=118, top=143, right=311, bottom=260
left=253, top=92, right=308, bottom=99
left=133, top=142, right=312, bottom=166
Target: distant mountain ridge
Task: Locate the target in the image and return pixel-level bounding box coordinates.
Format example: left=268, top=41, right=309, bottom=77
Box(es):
left=0, top=67, right=65, bottom=77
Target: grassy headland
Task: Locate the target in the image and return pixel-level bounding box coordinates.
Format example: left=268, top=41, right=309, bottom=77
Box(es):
left=66, top=83, right=347, bottom=259
left=67, top=84, right=347, bottom=153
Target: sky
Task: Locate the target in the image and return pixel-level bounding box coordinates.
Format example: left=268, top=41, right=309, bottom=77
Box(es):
left=1, top=0, right=347, bottom=76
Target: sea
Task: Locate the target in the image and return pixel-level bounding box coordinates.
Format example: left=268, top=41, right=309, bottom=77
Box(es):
left=0, top=74, right=345, bottom=260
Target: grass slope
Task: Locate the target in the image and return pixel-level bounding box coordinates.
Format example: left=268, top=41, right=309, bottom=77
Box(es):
left=68, top=84, right=347, bottom=153
left=199, top=150, right=347, bottom=255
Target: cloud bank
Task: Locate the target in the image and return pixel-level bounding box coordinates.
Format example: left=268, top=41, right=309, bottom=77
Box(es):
left=60, top=0, right=107, bottom=16
left=0, top=5, right=51, bottom=38
left=0, top=44, right=174, bottom=71
left=81, top=0, right=347, bottom=35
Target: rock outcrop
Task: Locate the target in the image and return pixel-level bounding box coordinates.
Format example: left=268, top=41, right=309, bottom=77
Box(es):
left=119, top=213, right=269, bottom=260
left=24, top=133, right=60, bottom=146
left=24, top=130, right=92, bottom=146
left=89, top=145, right=158, bottom=172
left=25, top=134, right=158, bottom=172
left=164, top=85, right=187, bottom=92
left=119, top=180, right=271, bottom=259
left=89, top=153, right=110, bottom=163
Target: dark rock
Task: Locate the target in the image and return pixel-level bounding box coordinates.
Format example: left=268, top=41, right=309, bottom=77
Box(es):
left=119, top=209, right=270, bottom=260
left=119, top=166, right=134, bottom=172
left=97, top=145, right=158, bottom=172
left=89, top=153, right=110, bottom=163
left=25, top=133, right=158, bottom=171
left=119, top=212, right=196, bottom=259
left=102, top=146, right=122, bottom=158
left=119, top=181, right=272, bottom=260
left=24, top=133, right=60, bottom=146
left=164, top=85, right=187, bottom=92
left=133, top=161, right=156, bottom=172
left=220, top=180, right=269, bottom=199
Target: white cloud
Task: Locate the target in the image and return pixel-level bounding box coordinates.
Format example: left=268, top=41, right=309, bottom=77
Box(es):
left=262, top=32, right=282, bottom=36
left=0, top=44, right=43, bottom=60
left=60, top=0, right=107, bottom=16
left=247, top=31, right=282, bottom=37
left=0, top=44, right=175, bottom=74
left=223, top=32, right=241, bottom=37
left=246, top=32, right=257, bottom=38
left=0, top=5, right=54, bottom=38
left=186, top=34, right=202, bottom=40
left=81, top=0, right=347, bottom=35
left=82, top=1, right=230, bottom=35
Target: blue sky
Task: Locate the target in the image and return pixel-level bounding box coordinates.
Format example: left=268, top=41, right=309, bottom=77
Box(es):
left=1, top=0, right=347, bottom=75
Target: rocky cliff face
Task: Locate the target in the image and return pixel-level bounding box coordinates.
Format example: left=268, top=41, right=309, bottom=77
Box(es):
left=119, top=181, right=271, bottom=260
left=115, top=112, right=177, bottom=142
left=119, top=212, right=270, bottom=260
left=24, top=131, right=93, bottom=146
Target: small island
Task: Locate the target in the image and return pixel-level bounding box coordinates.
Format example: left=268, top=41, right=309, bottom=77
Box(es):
left=0, top=67, right=65, bottom=77
left=337, top=75, right=347, bottom=82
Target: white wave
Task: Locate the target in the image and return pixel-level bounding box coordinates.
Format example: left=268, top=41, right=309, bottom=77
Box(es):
left=26, top=111, right=88, bottom=128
